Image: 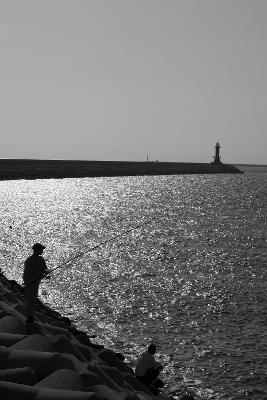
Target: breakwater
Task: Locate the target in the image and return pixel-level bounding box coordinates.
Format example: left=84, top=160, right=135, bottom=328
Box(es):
left=0, top=159, right=242, bottom=180
left=0, top=270, right=178, bottom=400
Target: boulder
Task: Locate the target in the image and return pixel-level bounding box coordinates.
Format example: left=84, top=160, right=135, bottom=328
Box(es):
left=0, top=366, right=38, bottom=385
left=11, top=334, right=55, bottom=352
left=0, top=315, right=25, bottom=334
left=35, top=368, right=86, bottom=391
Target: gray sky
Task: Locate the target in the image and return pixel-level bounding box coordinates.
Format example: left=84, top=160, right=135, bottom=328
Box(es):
left=1, top=1, right=266, bottom=164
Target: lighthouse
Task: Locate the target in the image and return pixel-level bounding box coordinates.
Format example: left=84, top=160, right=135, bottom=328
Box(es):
left=212, top=142, right=222, bottom=164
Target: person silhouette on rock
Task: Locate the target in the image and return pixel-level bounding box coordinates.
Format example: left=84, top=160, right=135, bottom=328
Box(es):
left=135, top=343, right=164, bottom=394
left=23, top=243, right=50, bottom=323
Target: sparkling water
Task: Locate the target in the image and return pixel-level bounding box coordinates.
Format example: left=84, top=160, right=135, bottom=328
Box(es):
left=0, top=165, right=266, bottom=399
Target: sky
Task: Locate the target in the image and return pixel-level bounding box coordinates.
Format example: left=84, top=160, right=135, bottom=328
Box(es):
left=0, top=1, right=266, bottom=164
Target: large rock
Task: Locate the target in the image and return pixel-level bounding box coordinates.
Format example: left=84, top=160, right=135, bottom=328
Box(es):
left=35, top=368, right=87, bottom=391
left=0, top=315, right=25, bottom=334
left=0, top=366, right=38, bottom=385
left=11, top=334, right=55, bottom=352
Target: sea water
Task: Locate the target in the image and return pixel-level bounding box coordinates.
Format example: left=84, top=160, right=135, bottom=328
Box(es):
left=0, top=165, right=266, bottom=400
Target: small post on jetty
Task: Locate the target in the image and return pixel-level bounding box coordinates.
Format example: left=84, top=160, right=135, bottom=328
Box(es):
left=212, top=142, right=222, bottom=164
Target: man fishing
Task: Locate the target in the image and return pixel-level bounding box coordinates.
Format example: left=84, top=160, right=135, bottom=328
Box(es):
left=135, top=343, right=164, bottom=395
left=23, top=243, right=50, bottom=323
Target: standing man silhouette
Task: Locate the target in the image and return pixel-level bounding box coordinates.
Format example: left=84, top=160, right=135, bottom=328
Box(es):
left=23, top=243, right=50, bottom=323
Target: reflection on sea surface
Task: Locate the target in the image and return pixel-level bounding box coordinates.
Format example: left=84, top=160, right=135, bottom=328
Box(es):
left=0, top=169, right=266, bottom=400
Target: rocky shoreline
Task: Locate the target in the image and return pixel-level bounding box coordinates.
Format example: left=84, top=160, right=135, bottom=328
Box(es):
left=0, top=159, right=242, bottom=180
left=0, top=270, right=183, bottom=400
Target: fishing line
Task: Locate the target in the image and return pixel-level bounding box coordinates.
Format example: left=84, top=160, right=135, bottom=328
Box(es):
left=49, top=218, right=156, bottom=274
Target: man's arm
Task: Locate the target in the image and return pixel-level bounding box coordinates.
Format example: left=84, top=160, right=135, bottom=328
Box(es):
left=40, top=259, right=51, bottom=279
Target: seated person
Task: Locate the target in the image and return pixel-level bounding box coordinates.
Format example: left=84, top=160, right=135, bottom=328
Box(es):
left=135, top=343, right=164, bottom=391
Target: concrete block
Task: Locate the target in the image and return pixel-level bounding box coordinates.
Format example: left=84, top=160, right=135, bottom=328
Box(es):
left=123, top=372, right=152, bottom=395
left=85, top=384, right=123, bottom=400
left=87, top=384, right=139, bottom=400
left=100, top=365, right=125, bottom=388
left=0, top=288, right=19, bottom=304
left=36, top=388, right=97, bottom=400
left=86, top=363, right=121, bottom=391
left=0, top=366, right=38, bottom=385
left=0, top=301, right=26, bottom=323
left=38, top=322, right=72, bottom=339
left=25, top=322, right=47, bottom=335
left=13, top=302, right=26, bottom=314
left=73, top=341, right=95, bottom=361
left=7, top=349, right=75, bottom=379
left=50, top=334, right=88, bottom=362
left=97, top=349, right=133, bottom=373
left=0, top=380, right=37, bottom=400
left=35, top=368, right=86, bottom=390
left=80, top=370, right=105, bottom=387
left=11, top=334, right=55, bottom=352
left=0, top=332, right=26, bottom=347
left=0, top=315, right=25, bottom=334
left=0, top=381, right=96, bottom=400
left=0, top=345, right=11, bottom=368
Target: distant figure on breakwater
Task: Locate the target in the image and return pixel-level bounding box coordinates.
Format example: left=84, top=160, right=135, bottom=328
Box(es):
left=135, top=343, right=164, bottom=394
left=23, top=243, right=50, bottom=323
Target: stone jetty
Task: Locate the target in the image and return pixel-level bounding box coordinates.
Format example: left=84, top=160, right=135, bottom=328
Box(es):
left=0, top=270, right=176, bottom=400
left=0, top=159, right=242, bottom=181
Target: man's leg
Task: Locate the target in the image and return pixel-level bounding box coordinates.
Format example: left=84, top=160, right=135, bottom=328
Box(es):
left=24, top=283, right=39, bottom=322
left=143, top=367, right=160, bottom=384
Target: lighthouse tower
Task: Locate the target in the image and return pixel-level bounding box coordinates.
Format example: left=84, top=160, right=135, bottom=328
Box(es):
left=212, top=142, right=222, bottom=164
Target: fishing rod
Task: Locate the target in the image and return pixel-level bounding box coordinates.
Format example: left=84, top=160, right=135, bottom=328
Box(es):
left=49, top=218, right=155, bottom=274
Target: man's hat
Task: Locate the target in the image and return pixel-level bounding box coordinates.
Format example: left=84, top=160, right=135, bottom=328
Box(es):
left=32, top=243, right=45, bottom=250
